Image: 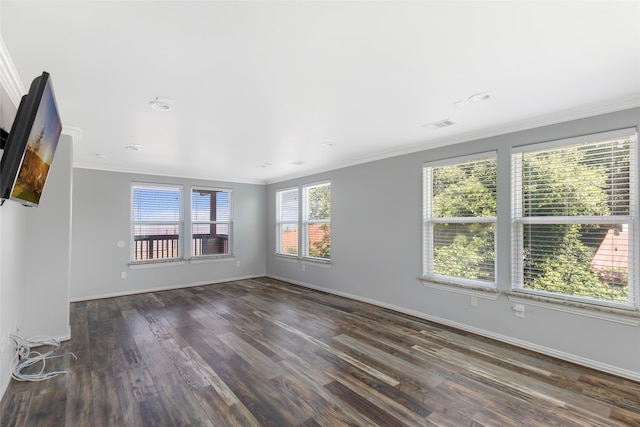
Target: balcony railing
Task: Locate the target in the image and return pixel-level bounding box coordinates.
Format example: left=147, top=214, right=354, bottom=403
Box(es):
left=134, top=234, right=228, bottom=261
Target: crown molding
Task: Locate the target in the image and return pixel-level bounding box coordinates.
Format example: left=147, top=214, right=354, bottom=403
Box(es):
left=0, top=35, right=25, bottom=107
left=62, top=126, right=83, bottom=144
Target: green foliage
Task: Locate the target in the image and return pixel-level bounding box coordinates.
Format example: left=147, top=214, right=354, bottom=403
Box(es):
left=431, top=158, right=496, bottom=282
left=308, top=185, right=331, bottom=220
left=433, top=160, right=496, bottom=218
left=527, top=225, right=626, bottom=302
left=431, top=141, right=631, bottom=302
left=433, top=225, right=494, bottom=281
left=523, top=147, right=609, bottom=217
left=306, top=184, right=331, bottom=259
left=309, top=224, right=331, bottom=259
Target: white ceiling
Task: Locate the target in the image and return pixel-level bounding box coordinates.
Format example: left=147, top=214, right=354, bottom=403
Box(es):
left=1, top=1, right=639, bottom=184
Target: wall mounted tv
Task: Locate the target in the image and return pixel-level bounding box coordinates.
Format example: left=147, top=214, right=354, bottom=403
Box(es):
left=0, top=72, right=62, bottom=207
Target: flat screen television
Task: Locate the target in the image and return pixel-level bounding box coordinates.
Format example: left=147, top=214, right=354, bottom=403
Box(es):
left=0, top=72, right=62, bottom=207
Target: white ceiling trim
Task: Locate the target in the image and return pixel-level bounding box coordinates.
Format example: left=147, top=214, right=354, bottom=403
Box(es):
left=72, top=162, right=267, bottom=186
left=0, top=35, right=25, bottom=107
left=266, top=98, right=640, bottom=185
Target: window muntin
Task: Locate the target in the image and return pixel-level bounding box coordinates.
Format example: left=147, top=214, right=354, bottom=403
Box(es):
left=302, top=182, right=331, bottom=260
left=423, top=153, right=497, bottom=287
left=276, top=188, right=299, bottom=256
left=512, top=129, right=637, bottom=308
left=191, top=188, right=232, bottom=257
left=131, top=183, right=183, bottom=262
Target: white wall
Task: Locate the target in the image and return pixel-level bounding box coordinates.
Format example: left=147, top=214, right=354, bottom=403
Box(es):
left=70, top=169, right=266, bottom=300
left=0, top=92, right=73, bottom=398
left=0, top=199, right=26, bottom=397
left=0, top=80, right=24, bottom=398
left=23, top=134, right=73, bottom=339
left=266, top=107, right=640, bottom=380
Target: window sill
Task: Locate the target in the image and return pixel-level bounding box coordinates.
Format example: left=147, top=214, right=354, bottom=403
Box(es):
left=301, top=257, right=332, bottom=267
left=505, top=291, right=640, bottom=326
left=189, top=255, right=235, bottom=264
left=419, top=276, right=499, bottom=300
left=129, top=259, right=187, bottom=269
left=274, top=253, right=300, bottom=262
left=274, top=254, right=332, bottom=267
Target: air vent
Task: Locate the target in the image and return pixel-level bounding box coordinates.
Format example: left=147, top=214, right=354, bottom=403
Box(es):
left=422, top=119, right=456, bottom=130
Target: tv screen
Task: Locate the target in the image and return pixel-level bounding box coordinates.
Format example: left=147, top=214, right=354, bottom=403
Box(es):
left=0, top=72, right=62, bottom=207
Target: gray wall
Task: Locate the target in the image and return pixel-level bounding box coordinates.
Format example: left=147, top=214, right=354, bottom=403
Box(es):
left=266, top=107, right=640, bottom=379
left=70, top=169, right=266, bottom=300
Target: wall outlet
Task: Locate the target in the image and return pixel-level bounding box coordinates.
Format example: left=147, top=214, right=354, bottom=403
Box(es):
left=470, top=296, right=479, bottom=307
left=236, top=260, right=241, bottom=267
left=513, top=303, right=525, bottom=318
left=301, top=264, right=306, bottom=272
left=120, top=271, right=127, bottom=279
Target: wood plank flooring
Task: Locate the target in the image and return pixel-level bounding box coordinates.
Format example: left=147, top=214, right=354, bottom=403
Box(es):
left=2, top=277, right=640, bottom=426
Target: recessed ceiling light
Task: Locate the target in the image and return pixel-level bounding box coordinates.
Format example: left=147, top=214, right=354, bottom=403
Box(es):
left=454, top=100, right=466, bottom=108
left=149, top=96, right=174, bottom=111
left=256, top=163, right=272, bottom=168
left=94, top=153, right=107, bottom=159
left=468, top=92, right=490, bottom=103
left=321, top=142, right=334, bottom=147
left=124, top=144, right=142, bottom=151
left=290, top=161, right=305, bottom=166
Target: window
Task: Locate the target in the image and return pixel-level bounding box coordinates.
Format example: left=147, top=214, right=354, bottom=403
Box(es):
left=131, top=183, right=183, bottom=262
left=512, top=129, right=638, bottom=309
left=423, top=153, right=497, bottom=287
left=302, top=182, right=331, bottom=260
left=276, top=188, right=299, bottom=256
left=191, top=187, right=233, bottom=257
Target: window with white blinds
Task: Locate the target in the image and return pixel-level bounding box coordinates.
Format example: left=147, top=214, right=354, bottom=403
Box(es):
left=131, top=183, right=183, bottom=262
left=276, top=188, right=299, bottom=256
left=423, top=153, right=497, bottom=287
left=192, top=188, right=232, bottom=257
left=512, top=128, right=638, bottom=308
left=302, top=182, right=331, bottom=260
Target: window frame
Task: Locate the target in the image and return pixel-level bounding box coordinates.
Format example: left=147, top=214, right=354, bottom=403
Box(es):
left=190, top=186, right=233, bottom=259
left=302, top=181, right=331, bottom=261
left=130, top=182, right=184, bottom=264
left=422, top=152, right=498, bottom=290
left=276, top=187, right=300, bottom=257
left=511, top=128, right=638, bottom=310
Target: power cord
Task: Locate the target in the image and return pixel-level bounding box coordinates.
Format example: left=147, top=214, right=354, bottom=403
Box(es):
left=9, top=334, right=77, bottom=381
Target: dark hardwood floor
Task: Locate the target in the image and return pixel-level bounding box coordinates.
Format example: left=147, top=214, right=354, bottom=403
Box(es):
left=2, top=277, right=640, bottom=426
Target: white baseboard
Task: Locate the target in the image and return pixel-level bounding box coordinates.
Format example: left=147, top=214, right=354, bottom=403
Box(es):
left=266, top=275, right=640, bottom=382
left=69, top=274, right=264, bottom=302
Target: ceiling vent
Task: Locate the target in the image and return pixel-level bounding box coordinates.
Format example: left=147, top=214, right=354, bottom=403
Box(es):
left=422, top=119, right=456, bottom=130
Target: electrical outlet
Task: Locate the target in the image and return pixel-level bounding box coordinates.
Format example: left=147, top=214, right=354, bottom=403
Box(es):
left=121, top=271, right=127, bottom=279
left=302, top=264, right=306, bottom=272
left=513, top=303, right=525, bottom=318
left=470, top=296, right=479, bottom=307
left=236, top=261, right=241, bottom=267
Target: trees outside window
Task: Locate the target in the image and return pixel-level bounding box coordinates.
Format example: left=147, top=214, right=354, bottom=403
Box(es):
left=423, top=154, right=497, bottom=287
left=303, top=182, right=331, bottom=260
left=276, top=182, right=331, bottom=261
left=512, top=129, right=637, bottom=307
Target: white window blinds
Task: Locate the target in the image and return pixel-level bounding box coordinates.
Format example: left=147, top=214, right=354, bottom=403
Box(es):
left=131, top=183, right=183, bottom=261
left=512, top=129, right=637, bottom=307
left=423, top=153, right=497, bottom=286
